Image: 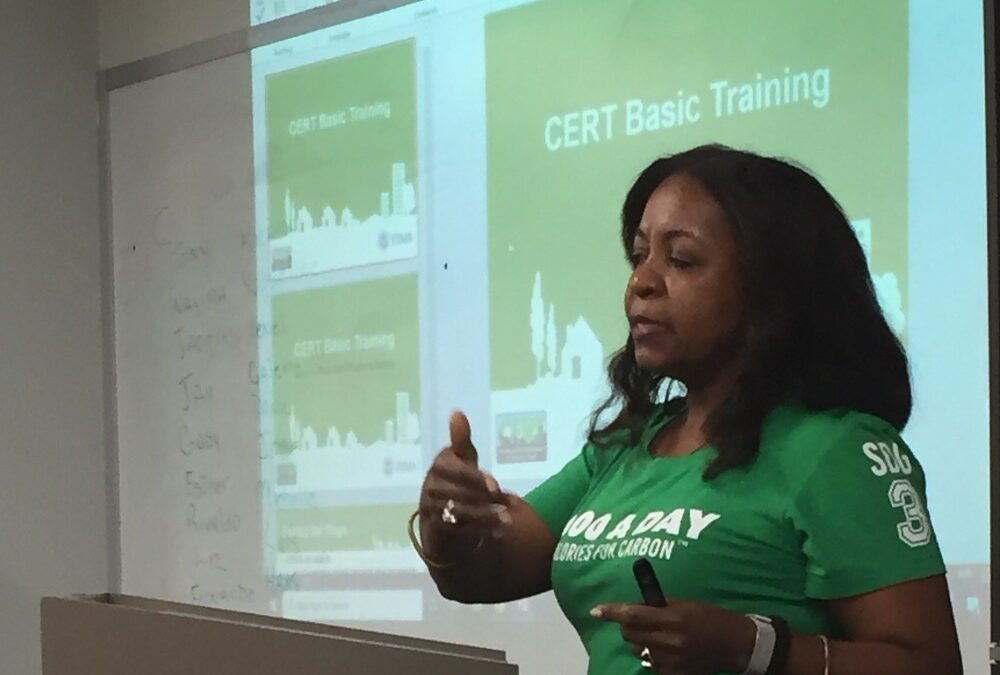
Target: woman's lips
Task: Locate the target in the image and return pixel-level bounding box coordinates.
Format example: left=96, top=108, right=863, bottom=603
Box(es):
left=630, top=321, right=667, bottom=338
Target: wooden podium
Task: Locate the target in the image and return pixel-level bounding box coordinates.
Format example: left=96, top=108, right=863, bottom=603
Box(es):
left=41, top=594, right=518, bottom=674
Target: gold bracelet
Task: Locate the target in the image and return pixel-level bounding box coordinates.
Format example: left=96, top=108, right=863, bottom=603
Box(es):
left=407, top=509, right=484, bottom=569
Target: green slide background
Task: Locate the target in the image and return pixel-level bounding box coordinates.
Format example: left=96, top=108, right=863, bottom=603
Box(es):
left=276, top=503, right=413, bottom=553
left=486, top=0, right=908, bottom=391
left=265, top=39, right=418, bottom=239
left=270, top=274, right=421, bottom=453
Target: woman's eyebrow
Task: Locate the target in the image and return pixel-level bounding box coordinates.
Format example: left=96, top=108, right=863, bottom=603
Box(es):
left=662, top=228, right=698, bottom=241
left=635, top=226, right=699, bottom=243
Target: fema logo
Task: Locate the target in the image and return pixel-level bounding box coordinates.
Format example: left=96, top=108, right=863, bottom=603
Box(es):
left=378, top=231, right=390, bottom=250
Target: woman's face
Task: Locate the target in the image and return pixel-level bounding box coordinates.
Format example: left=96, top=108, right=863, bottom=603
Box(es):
left=625, top=173, right=748, bottom=382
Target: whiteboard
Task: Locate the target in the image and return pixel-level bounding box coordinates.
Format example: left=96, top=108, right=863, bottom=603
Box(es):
left=110, top=52, right=276, bottom=612
left=105, top=43, right=585, bottom=675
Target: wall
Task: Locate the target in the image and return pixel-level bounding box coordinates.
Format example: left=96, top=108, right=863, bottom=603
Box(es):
left=0, top=1, right=109, bottom=674
left=99, top=0, right=248, bottom=68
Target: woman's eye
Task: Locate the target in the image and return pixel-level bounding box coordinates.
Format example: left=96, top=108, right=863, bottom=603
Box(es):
left=628, top=251, right=647, bottom=267
left=669, top=257, right=694, bottom=269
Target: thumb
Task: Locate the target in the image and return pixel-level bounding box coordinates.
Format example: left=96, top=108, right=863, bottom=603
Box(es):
left=449, top=410, right=479, bottom=466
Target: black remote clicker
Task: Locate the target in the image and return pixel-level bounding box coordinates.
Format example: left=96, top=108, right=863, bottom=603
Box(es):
left=632, top=557, right=668, bottom=607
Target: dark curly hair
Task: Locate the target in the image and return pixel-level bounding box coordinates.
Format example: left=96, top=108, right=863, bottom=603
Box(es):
left=588, top=144, right=911, bottom=479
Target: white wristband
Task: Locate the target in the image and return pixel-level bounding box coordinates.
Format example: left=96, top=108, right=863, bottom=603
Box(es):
left=740, top=614, right=777, bottom=675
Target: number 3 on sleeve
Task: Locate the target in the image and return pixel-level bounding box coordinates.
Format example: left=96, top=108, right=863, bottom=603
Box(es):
left=887, top=479, right=931, bottom=548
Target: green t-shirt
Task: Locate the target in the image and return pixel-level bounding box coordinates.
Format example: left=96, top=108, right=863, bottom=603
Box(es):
left=524, top=399, right=945, bottom=675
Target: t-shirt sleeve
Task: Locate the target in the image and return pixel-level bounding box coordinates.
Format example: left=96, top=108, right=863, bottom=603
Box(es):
left=789, top=415, right=946, bottom=599
left=522, top=446, right=599, bottom=538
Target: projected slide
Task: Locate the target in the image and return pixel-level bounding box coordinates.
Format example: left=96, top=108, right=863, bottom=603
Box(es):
left=248, top=1, right=988, bottom=668
left=269, top=274, right=421, bottom=572
left=265, top=39, right=419, bottom=279
left=485, top=0, right=909, bottom=483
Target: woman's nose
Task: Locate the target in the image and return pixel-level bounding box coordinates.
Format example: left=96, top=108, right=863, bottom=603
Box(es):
left=629, top=265, right=662, bottom=299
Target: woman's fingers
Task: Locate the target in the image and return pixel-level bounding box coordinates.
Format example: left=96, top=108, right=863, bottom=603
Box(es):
left=421, top=496, right=511, bottom=532
left=424, top=483, right=503, bottom=507
left=419, top=445, right=512, bottom=539
left=430, top=448, right=505, bottom=495
left=482, top=470, right=501, bottom=495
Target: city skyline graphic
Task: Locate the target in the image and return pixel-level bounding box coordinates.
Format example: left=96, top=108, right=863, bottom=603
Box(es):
left=270, top=161, right=418, bottom=278
left=279, top=391, right=422, bottom=493
left=491, top=271, right=609, bottom=484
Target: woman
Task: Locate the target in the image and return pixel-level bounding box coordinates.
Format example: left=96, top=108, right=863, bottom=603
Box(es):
left=411, top=145, right=962, bottom=674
